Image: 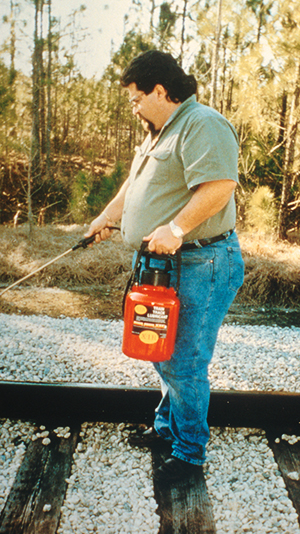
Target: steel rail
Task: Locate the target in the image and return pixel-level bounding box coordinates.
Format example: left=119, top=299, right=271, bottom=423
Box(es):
left=0, top=381, right=300, bottom=429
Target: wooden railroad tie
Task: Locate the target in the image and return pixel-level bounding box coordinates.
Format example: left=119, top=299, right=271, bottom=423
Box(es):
left=152, top=442, right=217, bottom=534
left=267, top=429, right=300, bottom=524
left=0, top=427, right=79, bottom=534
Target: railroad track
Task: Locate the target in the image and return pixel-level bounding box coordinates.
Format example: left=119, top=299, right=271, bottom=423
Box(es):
left=0, top=382, right=300, bottom=533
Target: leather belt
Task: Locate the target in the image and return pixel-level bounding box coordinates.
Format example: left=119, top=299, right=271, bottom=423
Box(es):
left=181, top=228, right=234, bottom=251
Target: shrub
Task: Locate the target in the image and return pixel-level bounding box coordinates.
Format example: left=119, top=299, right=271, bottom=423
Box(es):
left=87, top=161, right=125, bottom=217
left=245, top=186, right=278, bottom=234
left=69, top=171, right=92, bottom=224
left=69, top=163, right=126, bottom=224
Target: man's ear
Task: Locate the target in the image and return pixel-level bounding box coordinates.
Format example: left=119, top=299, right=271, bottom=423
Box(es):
left=153, top=84, right=168, bottom=100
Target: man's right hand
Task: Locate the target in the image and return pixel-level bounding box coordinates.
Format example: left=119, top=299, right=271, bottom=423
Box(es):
left=84, top=212, right=115, bottom=244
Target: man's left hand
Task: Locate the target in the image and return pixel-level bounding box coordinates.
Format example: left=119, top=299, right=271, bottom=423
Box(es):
left=143, top=225, right=183, bottom=255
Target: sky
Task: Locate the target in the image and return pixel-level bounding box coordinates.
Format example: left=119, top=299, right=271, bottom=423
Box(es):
left=0, top=0, right=135, bottom=79
left=0, top=0, right=276, bottom=81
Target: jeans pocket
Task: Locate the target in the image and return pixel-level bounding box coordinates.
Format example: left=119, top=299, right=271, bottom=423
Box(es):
left=227, top=246, right=244, bottom=293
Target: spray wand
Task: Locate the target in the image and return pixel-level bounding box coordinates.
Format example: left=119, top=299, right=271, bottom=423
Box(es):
left=0, top=228, right=120, bottom=297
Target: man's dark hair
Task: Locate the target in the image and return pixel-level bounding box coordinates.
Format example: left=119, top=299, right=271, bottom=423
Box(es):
left=120, top=50, right=197, bottom=103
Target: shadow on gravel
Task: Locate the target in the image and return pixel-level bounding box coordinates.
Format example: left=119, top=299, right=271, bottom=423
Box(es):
left=225, top=303, right=300, bottom=328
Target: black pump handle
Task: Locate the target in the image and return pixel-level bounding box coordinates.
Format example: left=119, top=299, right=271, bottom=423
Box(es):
left=122, top=241, right=181, bottom=317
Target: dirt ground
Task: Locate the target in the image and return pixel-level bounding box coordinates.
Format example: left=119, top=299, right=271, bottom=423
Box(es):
left=0, top=285, right=125, bottom=320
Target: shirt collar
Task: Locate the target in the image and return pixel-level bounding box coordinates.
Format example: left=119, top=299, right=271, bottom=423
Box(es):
left=156, top=95, right=197, bottom=138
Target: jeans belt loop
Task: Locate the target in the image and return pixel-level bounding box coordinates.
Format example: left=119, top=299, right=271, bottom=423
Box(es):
left=193, top=239, right=203, bottom=249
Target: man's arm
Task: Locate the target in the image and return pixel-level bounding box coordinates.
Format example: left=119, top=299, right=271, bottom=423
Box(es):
left=85, top=178, right=129, bottom=243
left=144, top=179, right=236, bottom=255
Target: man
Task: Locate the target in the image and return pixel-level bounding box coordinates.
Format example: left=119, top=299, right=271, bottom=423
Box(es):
left=85, top=50, right=244, bottom=483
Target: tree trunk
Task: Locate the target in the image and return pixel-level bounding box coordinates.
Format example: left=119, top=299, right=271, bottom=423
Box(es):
left=53, top=51, right=59, bottom=153
left=31, top=0, right=41, bottom=186
left=28, top=147, right=34, bottom=239
left=4, top=0, right=17, bottom=161
left=277, top=61, right=300, bottom=239
left=220, top=29, right=228, bottom=115
left=277, top=91, right=287, bottom=146
left=46, top=0, right=52, bottom=180
left=210, top=0, right=222, bottom=109
left=39, top=0, right=46, bottom=156
left=9, top=0, right=16, bottom=85
left=150, top=0, right=155, bottom=39
left=179, top=0, right=188, bottom=67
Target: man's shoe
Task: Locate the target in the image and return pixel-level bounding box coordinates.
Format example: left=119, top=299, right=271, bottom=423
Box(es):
left=153, top=456, right=203, bottom=483
left=129, top=426, right=167, bottom=447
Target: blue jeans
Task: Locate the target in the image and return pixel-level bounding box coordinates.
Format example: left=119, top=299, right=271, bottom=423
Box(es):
left=135, top=231, right=244, bottom=465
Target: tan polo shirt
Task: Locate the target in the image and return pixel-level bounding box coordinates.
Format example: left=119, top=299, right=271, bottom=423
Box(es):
left=121, top=95, right=239, bottom=250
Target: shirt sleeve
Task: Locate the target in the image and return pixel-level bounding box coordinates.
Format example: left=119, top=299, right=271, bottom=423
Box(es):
left=180, top=113, right=240, bottom=190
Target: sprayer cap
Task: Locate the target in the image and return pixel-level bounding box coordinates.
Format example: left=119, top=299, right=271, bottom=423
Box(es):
left=141, top=269, right=170, bottom=287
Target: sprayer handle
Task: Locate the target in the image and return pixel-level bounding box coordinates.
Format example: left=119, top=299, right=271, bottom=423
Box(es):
left=72, top=235, right=96, bottom=250
left=72, top=226, right=120, bottom=251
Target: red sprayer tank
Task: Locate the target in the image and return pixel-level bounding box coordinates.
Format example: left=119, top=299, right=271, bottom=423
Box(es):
left=122, top=253, right=180, bottom=362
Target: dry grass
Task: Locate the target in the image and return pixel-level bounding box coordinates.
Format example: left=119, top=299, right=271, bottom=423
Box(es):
left=0, top=225, right=299, bottom=309
left=0, top=224, right=132, bottom=289
left=238, top=232, right=300, bottom=307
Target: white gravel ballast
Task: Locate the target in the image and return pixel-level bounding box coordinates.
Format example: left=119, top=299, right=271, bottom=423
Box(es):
left=0, top=313, right=299, bottom=392
left=0, top=313, right=300, bottom=533
left=0, top=419, right=35, bottom=513
left=205, top=428, right=300, bottom=534
left=57, top=422, right=160, bottom=534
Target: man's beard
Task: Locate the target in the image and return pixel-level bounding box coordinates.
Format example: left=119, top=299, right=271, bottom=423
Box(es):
left=139, top=115, right=160, bottom=136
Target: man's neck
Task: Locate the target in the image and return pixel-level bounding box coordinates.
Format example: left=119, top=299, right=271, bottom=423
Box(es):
left=153, top=101, right=181, bottom=131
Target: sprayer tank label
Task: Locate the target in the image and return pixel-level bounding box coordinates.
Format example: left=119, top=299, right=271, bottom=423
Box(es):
left=133, top=305, right=170, bottom=340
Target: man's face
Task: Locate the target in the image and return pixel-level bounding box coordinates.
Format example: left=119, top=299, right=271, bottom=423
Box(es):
left=127, top=83, right=160, bottom=133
